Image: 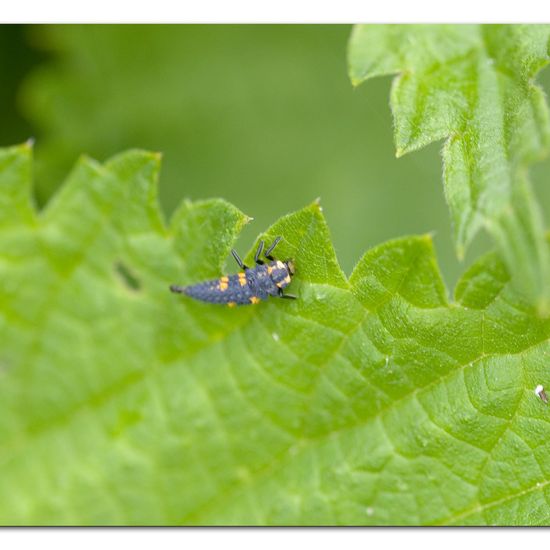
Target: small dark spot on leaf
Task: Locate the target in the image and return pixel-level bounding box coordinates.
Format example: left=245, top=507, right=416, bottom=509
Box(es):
left=114, top=261, right=141, bottom=291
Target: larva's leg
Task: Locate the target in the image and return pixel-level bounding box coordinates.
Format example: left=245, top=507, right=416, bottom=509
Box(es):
left=278, top=287, right=296, bottom=300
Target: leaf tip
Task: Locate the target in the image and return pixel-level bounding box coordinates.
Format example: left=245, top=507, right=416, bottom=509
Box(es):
left=23, top=137, right=35, bottom=150
left=311, top=197, right=324, bottom=213
left=421, top=231, right=436, bottom=245
left=76, top=153, right=103, bottom=174
left=145, top=150, right=163, bottom=170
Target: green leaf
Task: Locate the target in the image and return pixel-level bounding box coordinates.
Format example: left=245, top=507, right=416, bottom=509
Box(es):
left=348, top=25, right=550, bottom=313
left=2, top=143, right=550, bottom=525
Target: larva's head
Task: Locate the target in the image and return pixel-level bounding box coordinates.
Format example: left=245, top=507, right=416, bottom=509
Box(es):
left=268, top=260, right=294, bottom=289
left=284, top=259, right=295, bottom=277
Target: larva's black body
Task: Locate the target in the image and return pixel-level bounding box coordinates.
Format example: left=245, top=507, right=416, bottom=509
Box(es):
left=170, top=236, right=296, bottom=306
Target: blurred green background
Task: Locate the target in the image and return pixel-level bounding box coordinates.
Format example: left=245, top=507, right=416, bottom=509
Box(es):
left=2, top=24, right=550, bottom=287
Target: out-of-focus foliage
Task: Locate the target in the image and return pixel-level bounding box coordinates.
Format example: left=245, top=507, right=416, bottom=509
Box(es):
left=18, top=25, right=461, bottom=281
left=0, top=26, right=44, bottom=145
left=2, top=25, right=550, bottom=283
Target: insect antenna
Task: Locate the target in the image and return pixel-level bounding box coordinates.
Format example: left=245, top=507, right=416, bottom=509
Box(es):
left=231, top=249, right=248, bottom=270
left=254, top=241, right=265, bottom=265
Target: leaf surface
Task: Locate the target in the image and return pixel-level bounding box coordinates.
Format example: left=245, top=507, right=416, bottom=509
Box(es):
left=348, top=25, right=550, bottom=311
left=1, top=144, right=550, bottom=525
